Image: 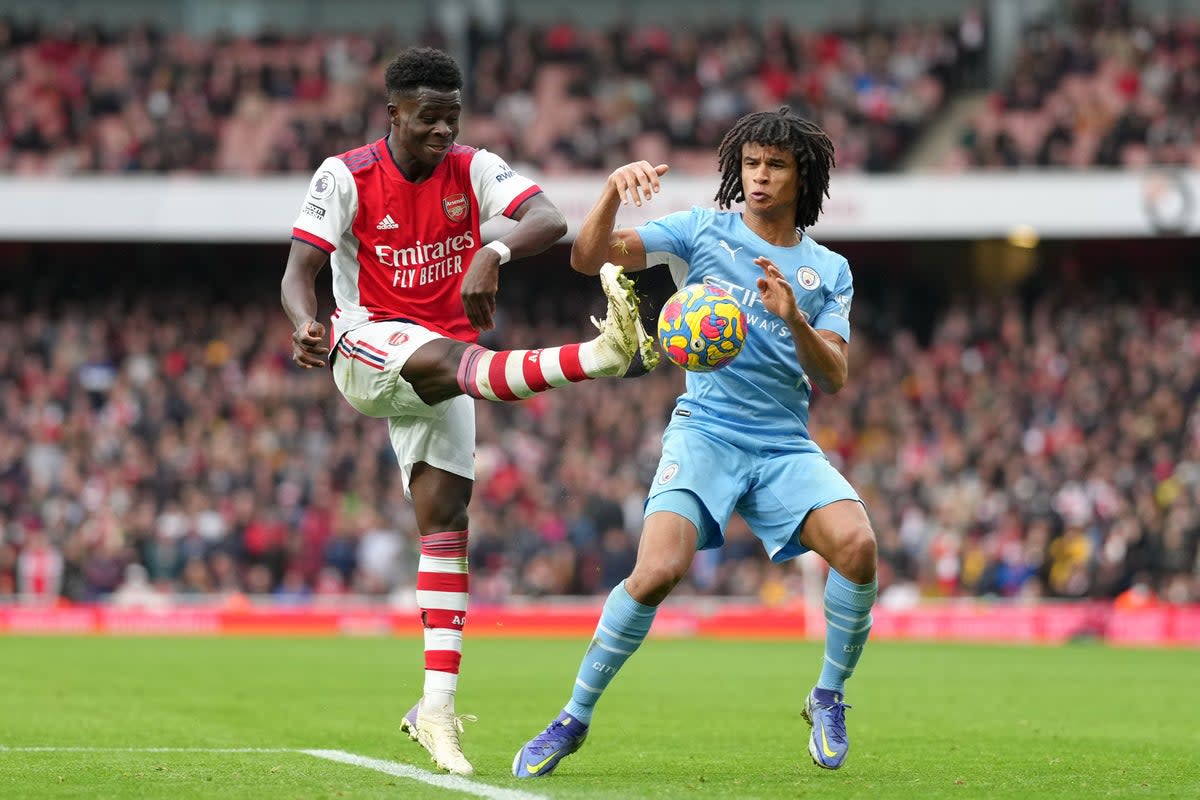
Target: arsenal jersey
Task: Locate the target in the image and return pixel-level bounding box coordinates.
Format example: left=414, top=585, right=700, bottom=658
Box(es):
left=291, top=136, right=542, bottom=344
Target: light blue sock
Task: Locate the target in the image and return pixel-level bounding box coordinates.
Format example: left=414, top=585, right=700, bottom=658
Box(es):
left=817, top=569, right=877, bottom=694
left=563, top=581, right=656, bottom=724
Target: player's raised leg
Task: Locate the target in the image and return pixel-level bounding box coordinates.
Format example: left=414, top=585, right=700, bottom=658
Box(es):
left=401, top=263, right=651, bottom=407
left=457, top=263, right=654, bottom=400
left=798, top=500, right=878, bottom=770
left=513, top=506, right=698, bottom=778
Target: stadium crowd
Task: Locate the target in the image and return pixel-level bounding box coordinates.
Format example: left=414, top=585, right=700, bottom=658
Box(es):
left=949, top=3, right=1200, bottom=169
left=0, top=12, right=974, bottom=175
left=5, top=2, right=1197, bottom=177
left=1, top=265, right=1197, bottom=607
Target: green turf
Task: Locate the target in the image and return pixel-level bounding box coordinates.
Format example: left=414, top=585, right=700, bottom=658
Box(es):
left=0, top=636, right=1197, bottom=799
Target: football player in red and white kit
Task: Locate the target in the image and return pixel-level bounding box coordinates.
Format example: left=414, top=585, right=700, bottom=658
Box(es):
left=281, top=47, right=653, bottom=776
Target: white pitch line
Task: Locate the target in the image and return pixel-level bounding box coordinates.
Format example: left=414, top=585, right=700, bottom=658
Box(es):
left=303, top=749, right=549, bottom=800
left=0, top=746, right=551, bottom=800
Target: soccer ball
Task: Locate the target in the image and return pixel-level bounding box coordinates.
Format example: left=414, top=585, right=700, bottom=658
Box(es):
left=656, top=284, right=746, bottom=372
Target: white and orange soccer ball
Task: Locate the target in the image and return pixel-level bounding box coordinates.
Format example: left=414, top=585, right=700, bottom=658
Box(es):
left=656, top=284, right=746, bottom=372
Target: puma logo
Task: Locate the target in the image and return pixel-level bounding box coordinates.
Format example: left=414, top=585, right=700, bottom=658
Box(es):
left=717, top=239, right=742, bottom=261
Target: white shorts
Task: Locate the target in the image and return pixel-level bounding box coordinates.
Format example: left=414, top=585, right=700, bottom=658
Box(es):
left=332, top=320, right=475, bottom=496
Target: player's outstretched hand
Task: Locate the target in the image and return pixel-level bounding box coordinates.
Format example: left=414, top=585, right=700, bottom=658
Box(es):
left=292, top=319, right=328, bottom=368
left=755, top=257, right=804, bottom=327
left=607, top=161, right=669, bottom=207
left=462, top=255, right=500, bottom=331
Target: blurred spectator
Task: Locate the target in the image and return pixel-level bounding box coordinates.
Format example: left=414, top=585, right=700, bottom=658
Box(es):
left=15, top=529, right=63, bottom=605
left=110, top=562, right=169, bottom=609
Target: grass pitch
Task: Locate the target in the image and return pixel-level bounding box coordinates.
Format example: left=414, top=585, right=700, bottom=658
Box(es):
left=1, top=635, right=1197, bottom=799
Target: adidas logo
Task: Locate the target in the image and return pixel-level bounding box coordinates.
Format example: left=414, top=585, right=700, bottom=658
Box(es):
left=376, top=214, right=398, bottom=230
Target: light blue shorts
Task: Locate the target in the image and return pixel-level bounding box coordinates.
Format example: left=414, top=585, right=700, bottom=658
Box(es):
left=644, top=421, right=862, bottom=563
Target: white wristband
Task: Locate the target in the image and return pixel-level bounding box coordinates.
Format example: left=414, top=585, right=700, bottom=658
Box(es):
left=483, top=240, right=511, bottom=265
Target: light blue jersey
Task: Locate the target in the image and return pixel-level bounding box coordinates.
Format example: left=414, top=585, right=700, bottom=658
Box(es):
left=636, top=207, right=861, bottom=562
left=638, top=206, right=853, bottom=449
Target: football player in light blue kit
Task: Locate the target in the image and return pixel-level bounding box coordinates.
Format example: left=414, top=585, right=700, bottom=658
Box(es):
left=513, top=108, right=877, bottom=776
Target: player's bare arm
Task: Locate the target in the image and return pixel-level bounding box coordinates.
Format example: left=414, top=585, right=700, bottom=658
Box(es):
left=461, top=193, right=566, bottom=332
left=570, top=161, right=667, bottom=275
left=755, top=256, right=848, bottom=394
left=281, top=240, right=331, bottom=368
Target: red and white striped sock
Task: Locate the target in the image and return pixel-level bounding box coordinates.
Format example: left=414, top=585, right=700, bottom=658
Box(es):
left=416, top=530, right=469, bottom=711
left=455, top=342, right=608, bottom=401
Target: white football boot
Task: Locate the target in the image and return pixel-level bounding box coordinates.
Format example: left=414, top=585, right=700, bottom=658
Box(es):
left=400, top=700, right=476, bottom=776
left=590, top=262, right=659, bottom=376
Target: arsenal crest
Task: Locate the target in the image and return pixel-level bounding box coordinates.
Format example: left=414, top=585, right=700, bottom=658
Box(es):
left=443, top=193, right=468, bottom=223
left=387, top=331, right=409, bottom=346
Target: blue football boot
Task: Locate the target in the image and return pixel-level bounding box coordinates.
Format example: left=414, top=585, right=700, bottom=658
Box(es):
left=512, top=711, right=589, bottom=778
left=802, top=687, right=852, bottom=769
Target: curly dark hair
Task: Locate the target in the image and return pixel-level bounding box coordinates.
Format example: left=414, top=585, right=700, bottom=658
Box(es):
left=714, top=107, right=836, bottom=230
left=384, top=47, right=463, bottom=97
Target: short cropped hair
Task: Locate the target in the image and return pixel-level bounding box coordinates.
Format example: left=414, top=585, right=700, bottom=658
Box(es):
left=385, top=47, right=463, bottom=96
